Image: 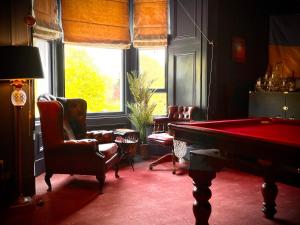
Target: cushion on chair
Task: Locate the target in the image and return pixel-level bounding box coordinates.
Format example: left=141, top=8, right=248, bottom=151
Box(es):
left=147, top=133, right=174, bottom=146
left=98, top=143, right=118, bottom=159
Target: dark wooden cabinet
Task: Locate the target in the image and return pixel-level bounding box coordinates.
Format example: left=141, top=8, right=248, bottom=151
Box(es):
left=249, top=91, right=300, bottom=119
left=285, top=93, right=300, bottom=119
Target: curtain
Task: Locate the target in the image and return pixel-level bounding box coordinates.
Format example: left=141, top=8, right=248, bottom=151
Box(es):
left=269, top=14, right=300, bottom=78
left=61, top=0, right=130, bottom=48
left=133, top=0, right=168, bottom=48
left=33, top=0, right=62, bottom=40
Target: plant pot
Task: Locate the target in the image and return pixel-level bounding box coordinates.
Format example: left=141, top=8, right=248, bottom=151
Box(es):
left=139, top=143, right=150, bottom=160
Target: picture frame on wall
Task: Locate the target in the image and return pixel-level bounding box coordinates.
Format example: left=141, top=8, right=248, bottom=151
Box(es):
left=232, top=37, right=246, bottom=63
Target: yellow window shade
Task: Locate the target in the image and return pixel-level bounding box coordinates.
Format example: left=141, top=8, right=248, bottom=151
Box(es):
left=33, top=0, right=62, bottom=40
left=62, top=0, right=130, bottom=48
left=134, top=0, right=168, bottom=48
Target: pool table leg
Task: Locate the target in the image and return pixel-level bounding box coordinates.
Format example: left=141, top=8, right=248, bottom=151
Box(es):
left=189, top=170, right=216, bottom=225
left=261, top=177, right=278, bottom=219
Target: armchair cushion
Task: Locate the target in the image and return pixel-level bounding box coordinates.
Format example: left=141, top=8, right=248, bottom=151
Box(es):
left=147, top=133, right=173, bottom=146
left=98, top=143, right=118, bottom=159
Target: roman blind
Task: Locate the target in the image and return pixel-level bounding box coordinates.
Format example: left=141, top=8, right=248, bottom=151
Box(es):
left=133, top=0, right=168, bottom=48
left=62, top=0, right=130, bottom=48
left=33, top=0, right=62, bottom=40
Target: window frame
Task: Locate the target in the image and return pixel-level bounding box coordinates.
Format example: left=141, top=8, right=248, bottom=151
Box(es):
left=33, top=38, right=58, bottom=120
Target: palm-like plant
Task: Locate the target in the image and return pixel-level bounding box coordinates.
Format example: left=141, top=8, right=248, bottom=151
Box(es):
left=127, top=71, right=156, bottom=143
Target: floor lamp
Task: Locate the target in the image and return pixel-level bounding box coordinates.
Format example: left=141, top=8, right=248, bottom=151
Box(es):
left=0, top=46, right=44, bottom=206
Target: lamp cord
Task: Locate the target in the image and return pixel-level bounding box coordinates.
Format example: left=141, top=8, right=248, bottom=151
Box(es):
left=176, top=0, right=214, bottom=120
left=207, top=44, right=214, bottom=120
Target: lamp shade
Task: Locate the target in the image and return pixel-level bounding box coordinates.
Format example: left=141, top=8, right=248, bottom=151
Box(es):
left=0, top=46, right=44, bottom=80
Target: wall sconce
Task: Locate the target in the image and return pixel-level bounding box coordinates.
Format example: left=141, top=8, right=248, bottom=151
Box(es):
left=0, top=45, right=44, bottom=206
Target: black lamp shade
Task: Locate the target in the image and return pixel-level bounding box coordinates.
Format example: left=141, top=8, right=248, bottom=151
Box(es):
left=0, top=46, right=44, bottom=80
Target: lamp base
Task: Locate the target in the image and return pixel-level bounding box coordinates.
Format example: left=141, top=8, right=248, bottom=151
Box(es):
left=15, top=195, right=32, bottom=205
left=10, top=195, right=34, bottom=210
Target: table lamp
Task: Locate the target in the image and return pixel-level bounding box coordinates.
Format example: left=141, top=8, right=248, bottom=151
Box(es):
left=0, top=45, right=44, bottom=205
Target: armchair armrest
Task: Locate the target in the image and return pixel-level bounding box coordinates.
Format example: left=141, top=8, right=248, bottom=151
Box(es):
left=62, top=139, right=103, bottom=157
left=86, top=130, right=114, bottom=143
left=153, top=116, right=175, bottom=133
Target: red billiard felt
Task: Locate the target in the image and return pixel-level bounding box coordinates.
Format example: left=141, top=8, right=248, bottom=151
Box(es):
left=176, top=118, right=300, bottom=147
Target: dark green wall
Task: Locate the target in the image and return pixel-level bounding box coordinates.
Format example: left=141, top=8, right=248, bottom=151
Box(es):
left=168, top=0, right=269, bottom=120
left=207, top=0, right=269, bottom=119
left=0, top=0, right=36, bottom=203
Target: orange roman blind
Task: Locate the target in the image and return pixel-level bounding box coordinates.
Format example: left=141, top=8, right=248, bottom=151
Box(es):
left=133, top=0, right=168, bottom=48
left=33, top=0, right=62, bottom=40
left=62, top=0, right=130, bottom=48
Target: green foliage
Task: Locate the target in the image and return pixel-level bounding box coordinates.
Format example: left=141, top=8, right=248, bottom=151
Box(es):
left=127, top=71, right=157, bottom=143
left=139, top=53, right=165, bottom=89
left=65, top=46, right=119, bottom=112
left=150, top=93, right=167, bottom=116
left=139, top=51, right=167, bottom=115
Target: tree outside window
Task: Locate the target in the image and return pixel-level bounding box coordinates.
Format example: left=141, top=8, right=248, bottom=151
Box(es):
left=139, top=48, right=167, bottom=115
left=64, top=45, right=123, bottom=113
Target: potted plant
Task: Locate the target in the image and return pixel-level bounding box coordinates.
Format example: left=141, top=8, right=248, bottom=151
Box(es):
left=127, top=71, right=156, bottom=158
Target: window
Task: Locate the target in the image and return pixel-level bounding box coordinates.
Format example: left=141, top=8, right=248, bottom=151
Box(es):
left=64, top=44, right=124, bottom=113
left=139, top=48, right=167, bottom=115
left=33, top=38, right=51, bottom=118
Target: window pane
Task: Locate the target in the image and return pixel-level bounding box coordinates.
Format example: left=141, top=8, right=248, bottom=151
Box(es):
left=151, top=93, right=167, bottom=116
left=64, top=44, right=123, bottom=113
left=139, top=48, right=166, bottom=89
left=33, top=38, right=51, bottom=118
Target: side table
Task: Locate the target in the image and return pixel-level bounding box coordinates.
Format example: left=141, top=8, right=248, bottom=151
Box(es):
left=113, top=129, right=139, bottom=170
left=114, top=138, right=138, bottom=170
left=113, top=128, right=139, bottom=140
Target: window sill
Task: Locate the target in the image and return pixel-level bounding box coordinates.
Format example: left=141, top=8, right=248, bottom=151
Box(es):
left=86, top=113, right=130, bottom=130
left=35, top=114, right=130, bottom=130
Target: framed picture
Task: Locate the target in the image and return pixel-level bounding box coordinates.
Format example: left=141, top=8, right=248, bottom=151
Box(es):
left=232, top=37, right=246, bottom=63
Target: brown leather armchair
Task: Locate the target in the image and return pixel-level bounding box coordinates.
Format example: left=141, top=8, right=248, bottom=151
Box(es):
left=37, top=95, right=120, bottom=192
left=38, top=94, right=113, bottom=143
left=147, top=105, right=203, bottom=173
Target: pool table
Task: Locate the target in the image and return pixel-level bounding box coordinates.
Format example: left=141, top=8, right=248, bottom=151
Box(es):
left=169, top=117, right=300, bottom=225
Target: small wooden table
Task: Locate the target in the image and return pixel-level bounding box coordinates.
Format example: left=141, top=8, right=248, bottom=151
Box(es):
left=114, top=129, right=139, bottom=170
left=113, top=128, right=139, bottom=140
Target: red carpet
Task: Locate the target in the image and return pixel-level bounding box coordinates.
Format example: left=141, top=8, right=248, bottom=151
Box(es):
left=2, top=161, right=300, bottom=225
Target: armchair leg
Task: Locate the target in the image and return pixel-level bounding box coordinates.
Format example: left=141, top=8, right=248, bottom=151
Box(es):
left=45, top=172, right=53, bottom=192
left=114, top=163, right=120, bottom=178
left=96, top=175, right=105, bottom=193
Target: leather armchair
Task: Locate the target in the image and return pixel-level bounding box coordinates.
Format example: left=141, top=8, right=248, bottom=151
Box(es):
left=38, top=94, right=113, bottom=143
left=152, top=106, right=203, bottom=133
left=37, top=95, right=120, bottom=192
left=148, top=105, right=203, bottom=173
